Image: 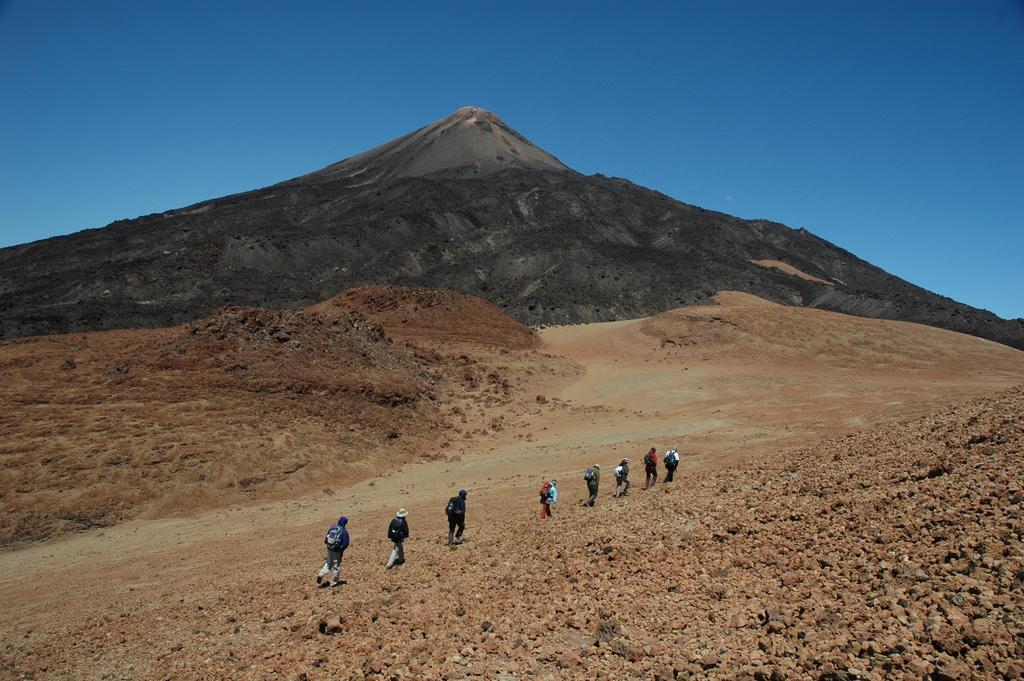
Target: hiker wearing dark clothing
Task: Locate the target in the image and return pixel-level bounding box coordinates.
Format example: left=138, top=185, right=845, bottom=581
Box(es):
left=643, top=447, right=658, bottom=489
left=386, top=509, right=410, bottom=569
left=539, top=480, right=553, bottom=519
left=664, top=447, right=680, bottom=483
left=316, top=516, right=349, bottom=587
left=446, top=489, right=468, bottom=546
left=584, top=465, right=601, bottom=507
left=614, top=458, right=630, bottom=497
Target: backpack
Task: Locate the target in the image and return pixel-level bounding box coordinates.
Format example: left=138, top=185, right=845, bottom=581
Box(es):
left=325, top=525, right=345, bottom=551
left=388, top=518, right=405, bottom=542
left=445, top=497, right=458, bottom=516
left=666, top=449, right=679, bottom=466
left=539, top=480, right=552, bottom=501
left=614, top=465, right=624, bottom=480
left=583, top=468, right=594, bottom=481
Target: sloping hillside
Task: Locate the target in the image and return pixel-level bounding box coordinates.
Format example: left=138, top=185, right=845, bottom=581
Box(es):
left=300, top=386, right=1024, bottom=680
left=0, top=288, right=546, bottom=545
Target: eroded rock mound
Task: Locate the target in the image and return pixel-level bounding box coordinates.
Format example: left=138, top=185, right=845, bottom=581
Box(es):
left=316, top=285, right=539, bottom=350
left=162, top=304, right=425, bottom=403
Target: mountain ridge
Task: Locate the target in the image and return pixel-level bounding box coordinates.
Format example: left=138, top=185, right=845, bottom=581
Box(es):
left=1, top=107, right=1022, bottom=350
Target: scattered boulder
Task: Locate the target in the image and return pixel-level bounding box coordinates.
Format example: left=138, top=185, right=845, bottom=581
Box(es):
left=594, top=617, right=622, bottom=642
left=317, top=614, right=344, bottom=636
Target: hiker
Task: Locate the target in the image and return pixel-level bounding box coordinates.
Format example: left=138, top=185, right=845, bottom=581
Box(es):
left=316, top=515, right=349, bottom=587
left=446, top=489, right=468, bottom=546
left=643, top=447, right=658, bottom=489
left=664, top=446, right=680, bottom=482
left=549, top=480, right=558, bottom=512
left=614, top=458, right=630, bottom=497
left=385, top=508, right=410, bottom=569
left=583, top=464, right=600, bottom=506
left=539, top=480, right=553, bottom=519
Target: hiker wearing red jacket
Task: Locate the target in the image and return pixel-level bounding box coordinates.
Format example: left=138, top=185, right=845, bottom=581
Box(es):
left=539, top=480, right=554, bottom=519
left=643, top=447, right=658, bottom=489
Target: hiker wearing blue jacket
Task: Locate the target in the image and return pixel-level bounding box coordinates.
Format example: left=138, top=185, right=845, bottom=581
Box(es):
left=316, top=516, right=349, bottom=588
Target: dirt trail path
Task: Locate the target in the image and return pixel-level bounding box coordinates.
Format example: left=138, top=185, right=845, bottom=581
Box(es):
left=2, top=298, right=1023, bottom=678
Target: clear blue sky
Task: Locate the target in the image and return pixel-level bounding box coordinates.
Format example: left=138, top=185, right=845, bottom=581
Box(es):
left=1, top=1, right=1021, bottom=318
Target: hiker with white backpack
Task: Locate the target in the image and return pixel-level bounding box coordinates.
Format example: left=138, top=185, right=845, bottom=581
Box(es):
left=316, top=515, right=350, bottom=588
left=664, top=447, right=680, bottom=482
left=613, top=458, right=630, bottom=497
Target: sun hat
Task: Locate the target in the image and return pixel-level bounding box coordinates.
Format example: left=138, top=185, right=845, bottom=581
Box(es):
left=396, top=508, right=408, bottom=518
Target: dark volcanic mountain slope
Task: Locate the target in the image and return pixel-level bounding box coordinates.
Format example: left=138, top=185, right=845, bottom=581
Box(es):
left=2, top=107, right=1022, bottom=349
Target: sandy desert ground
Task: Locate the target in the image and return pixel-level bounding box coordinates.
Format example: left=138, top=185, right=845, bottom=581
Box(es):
left=1, top=290, right=1022, bottom=680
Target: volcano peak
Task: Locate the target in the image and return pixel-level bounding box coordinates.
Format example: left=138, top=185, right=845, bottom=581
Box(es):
left=299, top=107, right=570, bottom=185
left=451, top=104, right=491, bottom=117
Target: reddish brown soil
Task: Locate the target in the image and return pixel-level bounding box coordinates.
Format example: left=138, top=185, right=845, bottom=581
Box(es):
left=320, top=285, right=539, bottom=349
left=1, top=290, right=1022, bottom=680
left=0, top=288, right=547, bottom=546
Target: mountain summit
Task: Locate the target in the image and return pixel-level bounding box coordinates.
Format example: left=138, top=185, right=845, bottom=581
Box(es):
left=1, top=108, right=1022, bottom=349
left=297, top=106, right=570, bottom=185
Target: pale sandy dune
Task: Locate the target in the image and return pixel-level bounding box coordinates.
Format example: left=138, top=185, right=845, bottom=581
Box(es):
left=751, top=258, right=834, bottom=284
left=536, top=291, right=1024, bottom=465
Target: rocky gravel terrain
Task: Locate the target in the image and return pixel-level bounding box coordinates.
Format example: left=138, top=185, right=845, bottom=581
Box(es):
left=5, top=385, right=1020, bottom=680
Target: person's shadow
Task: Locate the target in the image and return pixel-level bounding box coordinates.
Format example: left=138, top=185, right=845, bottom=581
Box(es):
left=318, top=580, right=347, bottom=589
